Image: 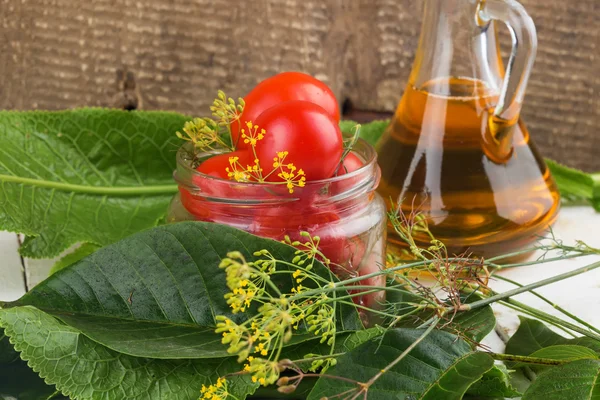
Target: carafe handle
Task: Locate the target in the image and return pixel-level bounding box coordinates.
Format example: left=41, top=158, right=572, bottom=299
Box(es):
left=478, top=0, right=537, bottom=123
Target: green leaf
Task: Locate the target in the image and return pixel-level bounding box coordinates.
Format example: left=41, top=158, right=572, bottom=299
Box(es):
left=593, top=182, right=600, bottom=212
left=0, top=109, right=190, bottom=258
left=49, top=243, right=101, bottom=275
left=0, top=306, right=257, bottom=400
left=545, top=159, right=600, bottom=211
left=529, top=345, right=599, bottom=362
left=340, top=119, right=389, bottom=146
left=450, top=294, right=496, bottom=343
left=9, top=221, right=362, bottom=359
left=339, top=120, right=358, bottom=135
left=506, top=317, right=600, bottom=357
left=522, top=359, right=600, bottom=400
left=280, top=326, right=386, bottom=366
left=307, top=328, right=494, bottom=400
left=516, top=345, right=600, bottom=374
left=466, top=365, right=522, bottom=399
left=546, top=159, right=594, bottom=201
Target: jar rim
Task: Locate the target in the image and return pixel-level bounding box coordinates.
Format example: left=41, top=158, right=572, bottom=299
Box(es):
left=173, top=135, right=381, bottom=205
left=175, top=136, right=379, bottom=187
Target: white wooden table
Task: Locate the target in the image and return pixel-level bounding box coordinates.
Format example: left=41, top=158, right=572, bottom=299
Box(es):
left=2, top=206, right=600, bottom=353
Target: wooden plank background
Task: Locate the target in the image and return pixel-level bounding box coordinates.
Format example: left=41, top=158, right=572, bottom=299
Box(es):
left=0, top=0, right=598, bottom=170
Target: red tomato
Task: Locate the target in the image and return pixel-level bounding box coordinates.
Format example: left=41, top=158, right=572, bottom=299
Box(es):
left=181, top=151, right=254, bottom=221
left=196, top=150, right=253, bottom=180
left=337, top=152, right=364, bottom=175
left=232, top=72, right=340, bottom=149
left=254, top=101, right=343, bottom=181
left=325, top=234, right=366, bottom=276
left=179, top=187, right=211, bottom=219
left=249, top=205, right=339, bottom=240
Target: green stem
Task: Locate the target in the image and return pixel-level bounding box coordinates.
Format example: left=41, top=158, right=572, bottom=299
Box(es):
left=322, top=288, right=382, bottom=304
left=494, top=275, right=600, bottom=335
left=261, top=274, right=283, bottom=297
left=292, top=353, right=344, bottom=365
left=500, top=300, right=576, bottom=338
left=503, top=297, right=600, bottom=341
left=491, top=252, right=594, bottom=269
left=287, top=265, right=427, bottom=302
left=329, top=269, right=338, bottom=357
left=0, top=174, right=178, bottom=195
left=488, top=352, right=567, bottom=366
left=459, top=260, right=600, bottom=312
left=339, top=260, right=429, bottom=286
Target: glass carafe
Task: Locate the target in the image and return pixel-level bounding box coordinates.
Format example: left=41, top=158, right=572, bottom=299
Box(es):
left=376, top=0, right=560, bottom=259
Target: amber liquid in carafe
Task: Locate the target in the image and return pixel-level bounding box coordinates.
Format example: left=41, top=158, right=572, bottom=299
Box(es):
left=376, top=77, right=560, bottom=259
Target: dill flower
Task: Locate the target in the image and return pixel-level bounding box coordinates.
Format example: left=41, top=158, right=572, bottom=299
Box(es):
left=200, top=377, right=229, bottom=400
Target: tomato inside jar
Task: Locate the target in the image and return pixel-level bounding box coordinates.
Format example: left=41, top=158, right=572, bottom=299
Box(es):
left=169, top=139, right=386, bottom=316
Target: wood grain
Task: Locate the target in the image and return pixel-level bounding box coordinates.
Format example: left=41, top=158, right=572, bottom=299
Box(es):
left=0, top=0, right=598, bottom=170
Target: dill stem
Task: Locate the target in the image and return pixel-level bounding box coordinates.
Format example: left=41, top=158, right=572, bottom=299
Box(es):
left=487, top=352, right=567, bottom=366
left=458, top=260, right=600, bottom=313
left=291, top=353, right=344, bottom=364
left=486, top=247, right=541, bottom=263
left=499, top=300, right=576, bottom=337
left=502, top=297, right=600, bottom=341
left=494, top=274, right=600, bottom=335
left=490, top=252, right=594, bottom=269
left=260, top=273, right=283, bottom=297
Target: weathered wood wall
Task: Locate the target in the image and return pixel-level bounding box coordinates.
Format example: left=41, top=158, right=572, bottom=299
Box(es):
left=1, top=0, right=598, bottom=170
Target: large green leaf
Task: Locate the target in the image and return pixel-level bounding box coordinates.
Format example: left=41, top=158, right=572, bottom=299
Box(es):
left=522, top=359, right=600, bottom=400
left=49, top=243, right=101, bottom=275
left=0, top=306, right=257, bottom=400
left=0, top=109, right=189, bottom=258
left=506, top=317, right=600, bottom=357
left=8, top=222, right=362, bottom=359
left=307, top=328, right=494, bottom=400
left=466, top=365, right=522, bottom=399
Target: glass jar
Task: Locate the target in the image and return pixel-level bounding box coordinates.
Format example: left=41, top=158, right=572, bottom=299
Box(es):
left=167, top=138, right=387, bottom=311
